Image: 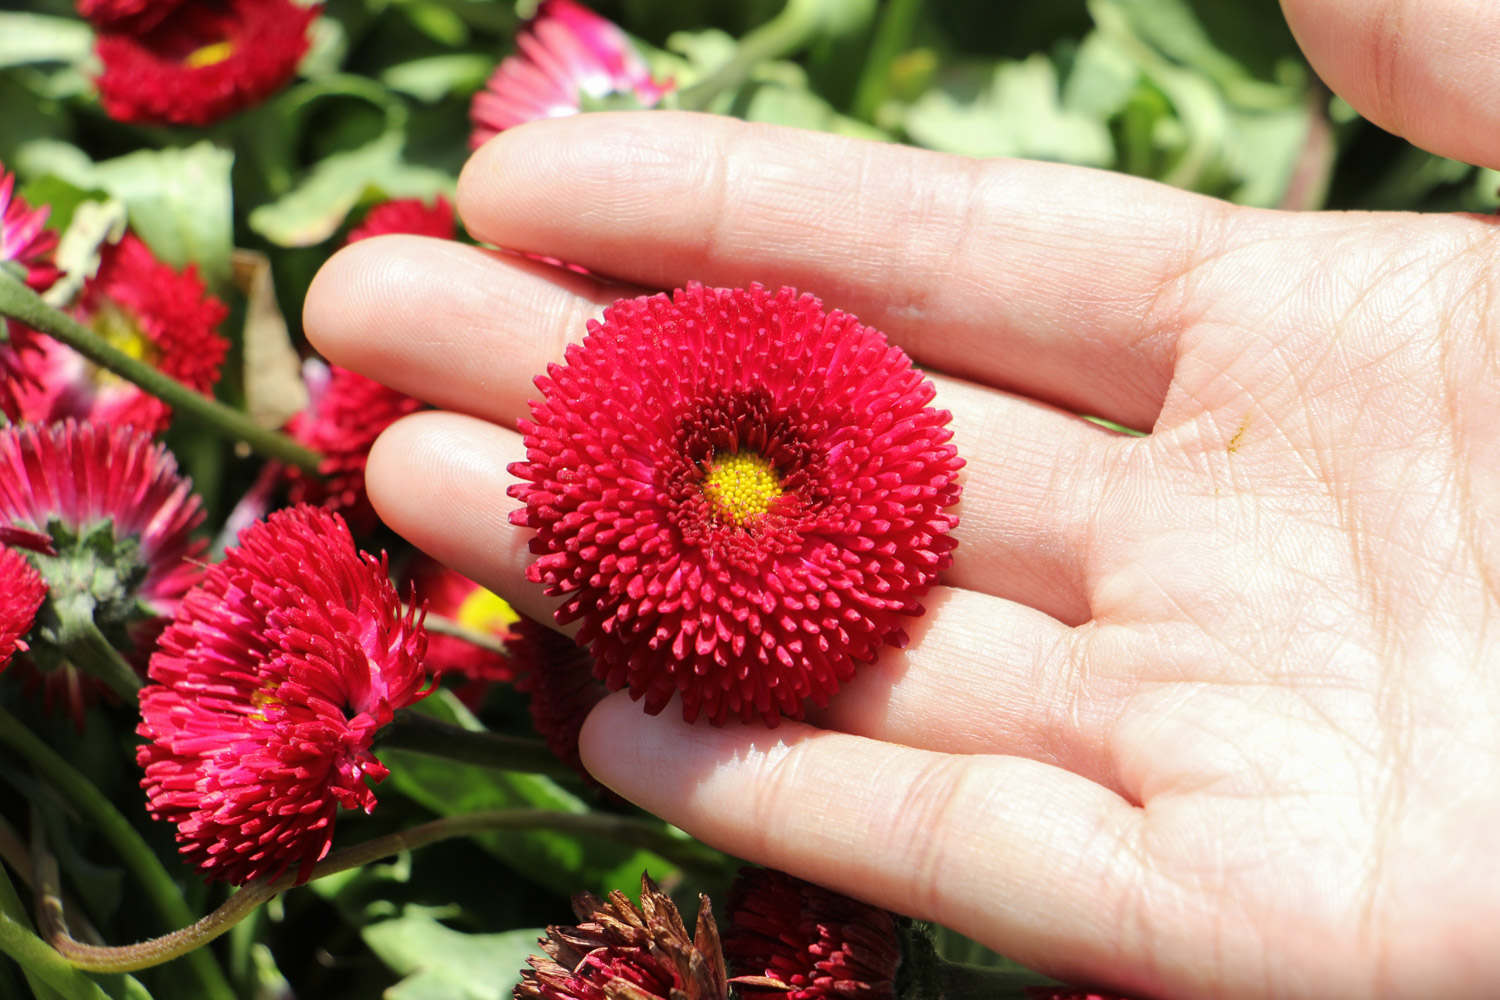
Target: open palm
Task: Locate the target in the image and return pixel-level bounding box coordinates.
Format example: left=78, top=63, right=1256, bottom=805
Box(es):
left=303, top=7, right=1500, bottom=995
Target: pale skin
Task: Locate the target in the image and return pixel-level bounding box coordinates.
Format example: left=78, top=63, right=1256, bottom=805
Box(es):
left=302, top=2, right=1500, bottom=996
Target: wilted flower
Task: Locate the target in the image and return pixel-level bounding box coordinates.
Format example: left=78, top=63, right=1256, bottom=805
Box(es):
left=725, top=868, right=900, bottom=999
left=0, top=546, right=47, bottom=671
left=95, top=0, right=319, bottom=126
left=470, top=0, right=672, bottom=149
left=16, top=232, right=227, bottom=433
left=516, top=873, right=728, bottom=1000
left=505, top=616, right=606, bottom=782
left=137, top=505, right=430, bottom=885
left=0, top=164, right=61, bottom=422
left=509, top=283, right=963, bottom=725
left=408, top=556, right=518, bottom=706
left=0, top=421, right=205, bottom=723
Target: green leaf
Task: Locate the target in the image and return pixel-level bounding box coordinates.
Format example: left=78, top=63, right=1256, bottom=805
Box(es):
left=230, top=249, right=308, bottom=429
left=362, top=906, right=540, bottom=1000
left=0, top=14, right=92, bottom=69
left=903, top=54, right=1115, bottom=166
left=247, top=132, right=453, bottom=247
left=381, top=54, right=494, bottom=102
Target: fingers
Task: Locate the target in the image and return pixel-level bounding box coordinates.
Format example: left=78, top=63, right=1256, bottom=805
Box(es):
left=577, top=697, right=1155, bottom=992
left=1282, top=0, right=1500, bottom=169
left=457, top=112, right=1237, bottom=428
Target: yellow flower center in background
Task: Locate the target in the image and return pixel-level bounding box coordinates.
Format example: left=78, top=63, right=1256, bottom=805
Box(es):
left=90, top=305, right=158, bottom=389
left=455, top=586, right=519, bottom=636
left=702, top=451, right=782, bottom=526
left=183, top=40, right=235, bottom=69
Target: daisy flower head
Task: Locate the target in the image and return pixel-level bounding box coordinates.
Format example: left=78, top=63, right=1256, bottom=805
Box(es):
left=95, top=0, right=319, bottom=127
left=516, top=873, right=729, bottom=1000
left=0, top=421, right=205, bottom=722
left=76, top=0, right=185, bottom=34
left=345, top=196, right=456, bottom=244
left=509, top=283, right=963, bottom=726
left=725, top=868, right=901, bottom=1000
left=0, top=163, right=61, bottom=422
left=137, top=504, right=430, bottom=885
left=469, top=0, right=672, bottom=149
left=17, top=232, right=228, bottom=433
left=0, top=546, right=47, bottom=671
left=408, top=556, right=518, bottom=705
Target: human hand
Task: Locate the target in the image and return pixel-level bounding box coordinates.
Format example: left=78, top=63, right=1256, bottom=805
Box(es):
left=302, top=5, right=1500, bottom=995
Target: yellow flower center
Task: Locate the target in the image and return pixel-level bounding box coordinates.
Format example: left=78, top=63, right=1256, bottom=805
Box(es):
left=455, top=586, right=519, bottom=636
left=89, top=305, right=158, bottom=390
left=702, top=451, right=782, bottom=526
left=183, top=40, right=235, bottom=69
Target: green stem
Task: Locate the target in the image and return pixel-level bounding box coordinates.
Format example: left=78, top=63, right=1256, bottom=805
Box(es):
left=676, top=0, right=827, bottom=111
left=0, top=859, right=73, bottom=1000
left=50, top=808, right=721, bottom=972
left=850, top=0, right=923, bottom=121
left=0, top=915, right=108, bottom=1000
left=418, top=611, right=508, bottom=657
left=0, top=707, right=235, bottom=1000
left=378, top=712, right=574, bottom=781
left=0, top=272, right=322, bottom=474
left=67, top=620, right=143, bottom=702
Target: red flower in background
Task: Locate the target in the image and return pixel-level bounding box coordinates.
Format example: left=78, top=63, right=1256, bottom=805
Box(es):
left=0, top=164, right=61, bottom=423
left=345, top=196, right=455, bottom=244
left=76, top=0, right=186, bottom=34
left=137, top=505, right=430, bottom=885
left=0, top=547, right=46, bottom=671
left=469, top=0, right=672, bottom=149
left=509, top=283, right=963, bottom=726
left=505, top=616, right=607, bottom=783
left=95, top=0, right=319, bottom=127
left=0, top=421, right=206, bottom=723
left=725, top=868, right=900, bottom=1000
left=16, top=232, right=227, bottom=433
left=407, top=556, right=518, bottom=706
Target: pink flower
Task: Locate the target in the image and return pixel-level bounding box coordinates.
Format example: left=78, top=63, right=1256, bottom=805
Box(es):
left=95, top=0, right=319, bottom=126
left=470, top=0, right=672, bottom=149
left=17, top=232, right=228, bottom=433
left=0, top=421, right=206, bottom=723
left=509, top=284, right=963, bottom=725
left=137, top=505, right=430, bottom=885
left=0, top=547, right=46, bottom=671
left=0, top=163, right=61, bottom=422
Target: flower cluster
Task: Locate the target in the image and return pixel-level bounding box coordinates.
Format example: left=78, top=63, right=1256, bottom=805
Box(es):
left=469, top=0, right=672, bottom=148
left=91, top=0, right=320, bottom=126
left=510, top=283, right=963, bottom=725
left=136, top=505, right=430, bottom=884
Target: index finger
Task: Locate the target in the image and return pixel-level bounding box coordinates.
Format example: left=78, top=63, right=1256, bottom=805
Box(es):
left=459, top=111, right=1237, bottom=428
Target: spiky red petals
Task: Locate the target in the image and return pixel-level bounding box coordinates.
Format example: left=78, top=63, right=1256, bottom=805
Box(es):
left=137, top=505, right=430, bottom=885
left=509, top=283, right=962, bottom=726
left=17, top=233, right=228, bottom=432
left=0, top=164, right=60, bottom=422
left=0, top=547, right=46, bottom=670
left=346, top=197, right=455, bottom=244
left=725, top=869, right=900, bottom=1000
left=95, top=0, right=318, bottom=127
left=469, top=0, right=671, bottom=149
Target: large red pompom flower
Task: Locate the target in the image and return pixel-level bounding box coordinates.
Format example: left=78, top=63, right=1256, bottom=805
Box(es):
left=509, top=283, right=962, bottom=725
left=0, top=547, right=46, bottom=671
left=17, top=232, right=228, bottom=433
left=725, top=868, right=901, bottom=1000
left=137, top=505, right=430, bottom=885
left=0, top=164, right=61, bottom=422
left=95, top=0, right=319, bottom=127
left=469, top=0, right=672, bottom=149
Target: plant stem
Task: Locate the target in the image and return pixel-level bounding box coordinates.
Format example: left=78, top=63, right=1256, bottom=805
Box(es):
left=0, top=706, right=235, bottom=1000
left=417, top=610, right=508, bottom=657
left=850, top=0, right=923, bottom=121
left=0, top=858, right=76, bottom=1000
left=676, top=0, right=826, bottom=111
left=0, top=272, right=322, bottom=474
left=378, top=711, right=573, bottom=780
left=68, top=620, right=143, bottom=702
left=49, top=808, right=722, bottom=972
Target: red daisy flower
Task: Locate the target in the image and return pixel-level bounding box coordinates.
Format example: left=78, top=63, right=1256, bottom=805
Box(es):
left=0, top=163, right=61, bottom=422
left=725, top=868, right=901, bottom=1000
left=505, top=616, right=607, bottom=782
left=469, top=0, right=672, bottom=149
left=516, top=873, right=729, bottom=1000
left=1024, top=991, right=1140, bottom=1000
left=76, top=0, right=186, bottom=34
left=0, top=421, right=206, bottom=723
left=0, top=547, right=47, bottom=671
left=509, top=283, right=963, bottom=726
left=408, top=556, right=518, bottom=706
left=345, top=196, right=455, bottom=244
left=95, top=0, right=319, bottom=127
left=137, top=504, right=430, bottom=885
left=15, top=232, right=228, bottom=433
